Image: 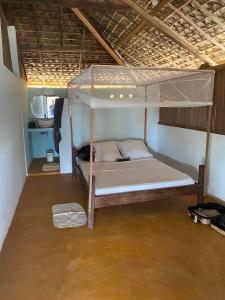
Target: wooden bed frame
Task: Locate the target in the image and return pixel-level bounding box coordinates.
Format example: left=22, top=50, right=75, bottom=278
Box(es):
left=72, top=147, right=205, bottom=229
left=69, top=66, right=214, bottom=229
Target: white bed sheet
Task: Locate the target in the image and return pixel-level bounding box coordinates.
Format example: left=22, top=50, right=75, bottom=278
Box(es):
left=79, top=158, right=195, bottom=196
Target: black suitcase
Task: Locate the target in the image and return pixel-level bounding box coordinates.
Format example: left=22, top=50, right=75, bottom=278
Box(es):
left=211, top=215, right=225, bottom=236
left=188, top=202, right=225, bottom=225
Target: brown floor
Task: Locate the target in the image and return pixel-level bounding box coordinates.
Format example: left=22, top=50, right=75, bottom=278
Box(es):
left=0, top=174, right=225, bottom=300
left=28, top=158, right=60, bottom=176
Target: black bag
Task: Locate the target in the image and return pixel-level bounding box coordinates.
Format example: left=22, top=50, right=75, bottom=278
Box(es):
left=77, top=145, right=95, bottom=161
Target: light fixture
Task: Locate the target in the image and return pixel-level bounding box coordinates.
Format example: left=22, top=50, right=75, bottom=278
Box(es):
left=128, top=94, right=133, bottom=99
left=110, top=94, right=114, bottom=99
left=119, top=94, right=124, bottom=98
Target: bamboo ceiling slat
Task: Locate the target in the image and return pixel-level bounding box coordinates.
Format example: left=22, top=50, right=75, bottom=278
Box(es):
left=3, top=0, right=225, bottom=86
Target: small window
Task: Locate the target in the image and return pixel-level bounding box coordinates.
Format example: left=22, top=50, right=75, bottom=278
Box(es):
left=46, top=96, right=58, bottom=118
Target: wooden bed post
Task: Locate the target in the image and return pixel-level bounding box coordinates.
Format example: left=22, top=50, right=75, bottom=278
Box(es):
left=197, top=165, right=205, bottom=203
left=88, top=108, right=95, bottom=229
left=144, top=109, right=148, bottom=143
left=144, top=85, right=148, bottom=144
left=69, top=116, right=76, bottom=175
left=67, top=97, right=75, bottom=176
left=203, top=105, right=213, bottom=197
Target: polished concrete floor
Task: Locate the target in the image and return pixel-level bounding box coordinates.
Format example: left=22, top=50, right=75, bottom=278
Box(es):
left=28, top=158, right=60, bottom=176
left=0, top=174, right=225, bottom=300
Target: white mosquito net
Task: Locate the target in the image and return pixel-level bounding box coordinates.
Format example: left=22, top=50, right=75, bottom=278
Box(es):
left=68, top=65, right=215, bottom=109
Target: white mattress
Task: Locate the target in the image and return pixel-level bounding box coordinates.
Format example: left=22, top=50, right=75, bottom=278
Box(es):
left=79, top=158, right=195, bottom=196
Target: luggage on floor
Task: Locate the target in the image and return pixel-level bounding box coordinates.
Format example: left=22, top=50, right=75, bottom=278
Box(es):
left=211, top=215, right=225, bottom=236
left=188, top=202, right=225, bottom=225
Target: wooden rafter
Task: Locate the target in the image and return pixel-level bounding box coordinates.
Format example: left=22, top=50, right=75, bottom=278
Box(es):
left=115, top=0, right=170, bottom=50
left=116, top=8, right=198, bottom=68
left=115, top=19, right=146, bottom=50
left=119, top=34, right=193, bottom=69
left=0, top=4, right=9, bottom=25
left=169, top=3, right=225, bottom=52
left=7, top=0, right=225, bottom=85
left=2, top=0, right=130, bottom=11
left=79, top=26, right=86, bottom=72
left=20, top=48, right=108, bottom=54
left=192, top=0, right=225, bottom=32
left=1, top=2, right=13, bottom=25
left=71, top=8, right=126, bottom=66
left=122, top=0, right=217, bottom=66
left=92, top=7, right=196, bottom=68
left=59, top=7, right=63, bottom=86
left=31, top=4, right=45, bottom=85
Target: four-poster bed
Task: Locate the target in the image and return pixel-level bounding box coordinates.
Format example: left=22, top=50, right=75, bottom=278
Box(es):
left=68, top=65, right=215, bottom=229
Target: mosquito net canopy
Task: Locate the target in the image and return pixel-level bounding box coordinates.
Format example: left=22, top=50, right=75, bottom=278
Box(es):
left=68, top=65, right=215, bottom=109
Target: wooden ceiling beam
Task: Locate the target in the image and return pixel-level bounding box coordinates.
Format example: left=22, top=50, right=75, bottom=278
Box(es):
left=115, top=0, right=170, bottom=50
left=0, top=3, right=8, bottom=23
left=213, top=62, right=225, bottom=70
left=122, top=0, right=217, bottom=66
left=115, top=20, right=146, bottom=50
left=71, top=8, right=126, bottom=66
left=2, top=0, right=130, bottom=11
left=20, top=48, right=107, bottom=54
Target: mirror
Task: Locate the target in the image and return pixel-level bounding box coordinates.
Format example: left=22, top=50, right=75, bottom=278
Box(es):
left=31, top=95, right=58, bottom=119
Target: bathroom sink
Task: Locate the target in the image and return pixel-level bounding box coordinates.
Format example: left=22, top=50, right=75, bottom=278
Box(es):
left=36, top=118, right=54, bottom=128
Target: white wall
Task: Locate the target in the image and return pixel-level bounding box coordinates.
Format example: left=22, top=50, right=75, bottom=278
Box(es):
left=208, top=134, right=225, bottom=201
left=154, top=108, right=225, bottom=202
left=0, top=63, right=28, bottom=249
left=61, top=103, right=150, bottom=174
left=7, top=26, right=20, bottom=76
left=72, top=105, right=146, bottom=146
left=146, top=108, right=159, bottom=153
left=59, top=99, right=72, bottom=173
left=60, top=98, right=158, bottom=174
left=0, top=19, right=3, bottom=64
left=60, top=87, right=155, bottom=173
left=23, top=87, right=32, bottom=168
left=71, top=88, right=157, bottom=148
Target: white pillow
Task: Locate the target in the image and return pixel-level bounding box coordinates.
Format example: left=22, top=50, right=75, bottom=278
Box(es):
left=118, top=139, right=153, bottom=160
left=94, top=141, right=122, bottom=162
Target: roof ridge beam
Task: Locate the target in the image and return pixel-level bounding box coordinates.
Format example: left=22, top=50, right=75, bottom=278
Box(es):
left=71, top=8, right=126, bottom=66
left=122, top=0, right=217, bottom=66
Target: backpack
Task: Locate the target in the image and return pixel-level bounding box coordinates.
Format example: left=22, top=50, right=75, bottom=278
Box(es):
left=77, top=145, right=95, bottom=161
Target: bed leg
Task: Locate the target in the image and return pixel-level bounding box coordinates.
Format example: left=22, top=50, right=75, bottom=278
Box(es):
left=72, top=147, right=76, bottom=176
left=88, top=176, right=95, bottom=229
left=197, top=165, right=204, bottom=204
left=72, top=147, right=80, bottom=177
left=197, top=191, right=204, bottom=204
left=88, top=210, right=94, bottom=229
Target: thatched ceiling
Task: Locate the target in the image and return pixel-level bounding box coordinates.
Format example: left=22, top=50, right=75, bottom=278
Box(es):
left=2, top=0, right=225, bottom=86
